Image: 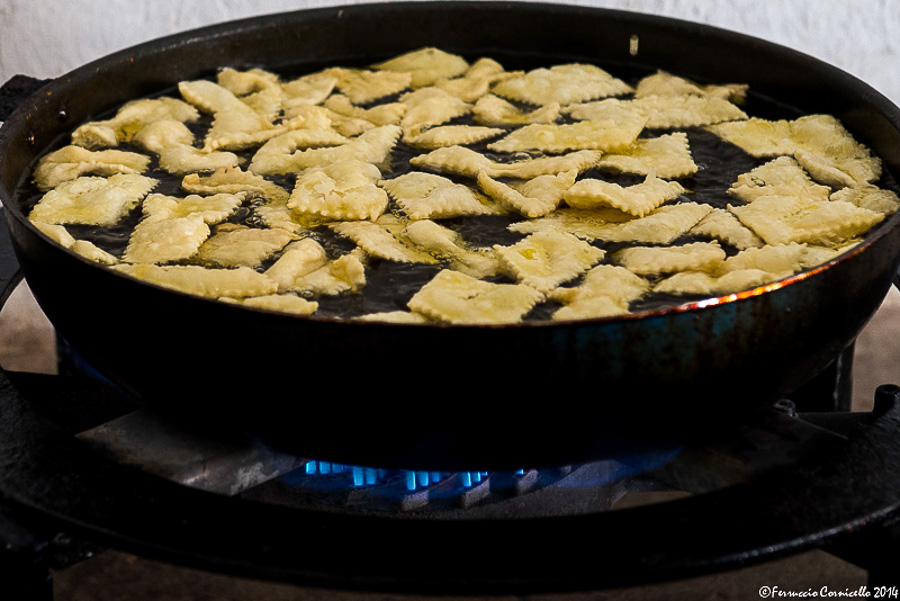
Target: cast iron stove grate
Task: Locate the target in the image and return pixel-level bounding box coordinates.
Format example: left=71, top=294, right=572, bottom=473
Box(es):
left=0, top=210, right=899, bottom=598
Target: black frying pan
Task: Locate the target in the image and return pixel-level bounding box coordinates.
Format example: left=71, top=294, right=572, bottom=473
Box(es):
left=2, top=2, right=900, bottom=471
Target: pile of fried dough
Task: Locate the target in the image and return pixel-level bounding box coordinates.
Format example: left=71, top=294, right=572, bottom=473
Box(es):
left=26, top=47, right=900, bottom=324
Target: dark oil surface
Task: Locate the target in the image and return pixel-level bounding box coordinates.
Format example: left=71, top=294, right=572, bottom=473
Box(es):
left=17, top=62, right=897, bottom=322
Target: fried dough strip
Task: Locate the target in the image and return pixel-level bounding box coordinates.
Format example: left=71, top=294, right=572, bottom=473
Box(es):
left=410, top=145, right=602, bottom=179
left=70, top=97, right=200, bottom=149
left=477, top=170, right=577, bottom=218
left=472, top=94, right=560, bottom=127
left=115, top=263, right=277, bottom=299
left=436, top=59, right=521, bottom=102
left=487, top=119, right=643, bottom=154
left=181, top=167, right=290, bottom=204
left=614, top=241, right=727, bottom=277
left=373, top=47, right=469, bottom=89
left=563, top=173, right=685, bottom=216
left=132, top=120, right=240, bottom=175
left=250, top=125, right=401, bottom=175
left=380, top=171, right=501, bottom=220
left=635, top=70, right=748, bottom=103
left=549, top=264, right=651, bottom=320
left=491, top=63, right=632, bottom=106
left=33, top=146, right=152, bottom=191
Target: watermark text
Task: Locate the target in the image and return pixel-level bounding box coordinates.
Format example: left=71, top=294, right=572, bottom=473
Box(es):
left=758, top=586, right=899, bottom=599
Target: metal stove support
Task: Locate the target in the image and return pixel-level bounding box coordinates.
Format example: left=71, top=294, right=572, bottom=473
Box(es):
left=866, top=516, right=900, bottom=587
left=0, top=506, right=52, bottom=601
left=788, top=345, right=855, bottom=413
left=829, top=514, right=900, bottom=587
left=1, top=375, right=899, bottom=595
left=0, top=501, right=101, bottom=601
left=2, top=212, right=900, bottom=594
left=75, top=409, right=308, bottom=496
left=818, top=385, right=900, bottom=587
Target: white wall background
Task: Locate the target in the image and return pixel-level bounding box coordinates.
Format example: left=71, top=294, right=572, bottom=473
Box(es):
left=0, top=0, right=898, bottom=104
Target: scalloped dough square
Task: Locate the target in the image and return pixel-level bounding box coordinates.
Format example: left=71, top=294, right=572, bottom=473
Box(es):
left=629, top=95, right=747, bottom=129
left=399, top=87, right=472, bottom=134
left=728, top=156, right=831, bottom=203
left=407, top=269, right=544, bottom=324
left=29, top=173, right=157, bottom=226
left=247, top=128, right=351, bottom=176
left=499, top=150, right=607, bottom=179
left=124, top=216, right=210, bottom=264
left=288, top=159, right=389, bottom=221
left=720, top=242, right=806, bottom=278
left=494, top=229, right=605, bottom=293
left=831, top=186, right=900, bottom=216
left=654, top=269, right=776, bottom=297
left=264, top=238, right=329, bottom=291
left=595, top=133, right=697, bottom=179
left=196, top=225, right=296, bottom=268
left=142, top=193, right=243, bottom=224
left=566, top=95, right=745, bottom=130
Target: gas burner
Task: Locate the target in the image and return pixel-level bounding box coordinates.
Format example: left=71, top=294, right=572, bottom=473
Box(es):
left=1, top=210, right=899, bottom=597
